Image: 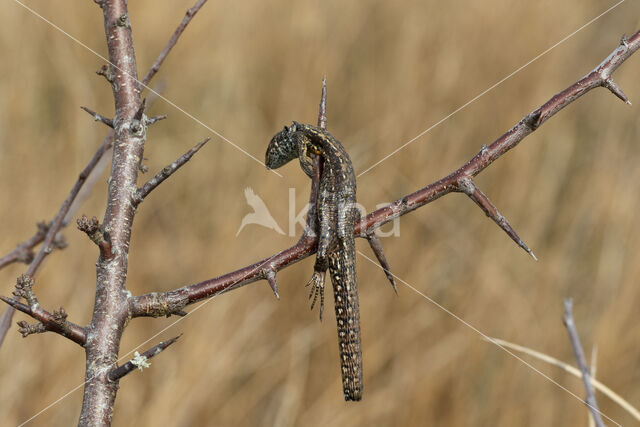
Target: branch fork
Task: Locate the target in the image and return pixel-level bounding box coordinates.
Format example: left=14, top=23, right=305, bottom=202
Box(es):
left=0, top=275, right=86, bottom=346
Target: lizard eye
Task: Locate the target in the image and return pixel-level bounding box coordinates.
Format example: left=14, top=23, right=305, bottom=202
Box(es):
left=283, top=125, right=289, bottom=132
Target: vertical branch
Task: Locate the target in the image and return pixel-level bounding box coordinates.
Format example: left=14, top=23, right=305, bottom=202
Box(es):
left=79, top=2, right=144, bottom=425
left=563, top=299, right=605, bottom=427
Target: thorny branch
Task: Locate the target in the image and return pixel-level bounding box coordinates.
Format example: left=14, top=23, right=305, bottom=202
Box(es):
left=131, top=30, right=640, bottom=318
left=563, top=299, right=605, bottom=427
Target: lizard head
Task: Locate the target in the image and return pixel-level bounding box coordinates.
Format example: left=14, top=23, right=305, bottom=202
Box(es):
left=265, top=122, right=300, bottom=169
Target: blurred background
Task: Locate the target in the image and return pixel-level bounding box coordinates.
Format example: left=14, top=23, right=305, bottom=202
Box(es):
left=1, top=0, right=639, bottom=425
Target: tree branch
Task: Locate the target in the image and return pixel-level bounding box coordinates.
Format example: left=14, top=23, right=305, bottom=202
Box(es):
left=0, top=275, right=86, bottom=346
left=79, top=1, right=145, bottom=423
left=131, top=30, right=640, bottom=318
left=563, top=299, right=605, bottom=427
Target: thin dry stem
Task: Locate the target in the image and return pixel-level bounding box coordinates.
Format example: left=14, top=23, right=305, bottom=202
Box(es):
left=563, top=299, right=605, bottom=427
left=487, top=337, right=640, bottom=422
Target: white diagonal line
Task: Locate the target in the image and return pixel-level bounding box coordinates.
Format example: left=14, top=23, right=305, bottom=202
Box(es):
left=10, top=0, right=282, bottom=177
left=357, top=250, right=621, bottom=426
left=357, top=0, right=626, bottom=178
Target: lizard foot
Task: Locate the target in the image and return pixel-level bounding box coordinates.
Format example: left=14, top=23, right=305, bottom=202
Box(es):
left=306, top=270, right=325, bottom=321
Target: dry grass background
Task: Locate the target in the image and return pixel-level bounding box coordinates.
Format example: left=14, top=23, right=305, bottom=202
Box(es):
left=1, top=0, right=640, bottom=425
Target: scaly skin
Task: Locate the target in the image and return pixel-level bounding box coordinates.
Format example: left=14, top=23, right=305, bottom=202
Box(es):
left=266, top=122, right=362, bottom=401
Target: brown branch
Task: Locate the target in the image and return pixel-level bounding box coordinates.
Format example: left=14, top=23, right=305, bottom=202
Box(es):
left=0, top=276, right=86, bottom=346
left=133, top=137, right=210, bottom=205
left=79, top=1, right=145, bottom=423
left=131, top=30, right=640, bottom=318
left=107, top=335, right=182, bottom=382
left=139, top=0, right=208, bottom=89
left=563, top=299, right=605, bottom=427
left=81, top=106, right=114, bottom=128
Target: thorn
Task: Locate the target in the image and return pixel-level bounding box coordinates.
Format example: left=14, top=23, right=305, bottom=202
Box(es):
left=134, top=98, right=147, bottom=121
left=458, top=177, right=536, bottom=260
left=602, top=78, right=631, bottom=105
left=80, top=106, right=114, bottom=128
left=365, top=232, right=398, bottom=294
left=524, top=109, right=542, bottom=130
left=620, top=33, right=628, bottom=47
left=145, top=114, right=167, bottom=126
left=265, top=271, right=279, bottom=300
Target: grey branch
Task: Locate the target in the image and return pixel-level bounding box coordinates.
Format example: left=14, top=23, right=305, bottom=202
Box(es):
left=563, top=299, right=605, bottom=427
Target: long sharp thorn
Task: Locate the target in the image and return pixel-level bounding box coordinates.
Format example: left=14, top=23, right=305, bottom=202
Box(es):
left=603, top=78, right=632, bottom=106
left=366, top=232, right=398, bottom=294
left=458, top=178, right=537, bottom=261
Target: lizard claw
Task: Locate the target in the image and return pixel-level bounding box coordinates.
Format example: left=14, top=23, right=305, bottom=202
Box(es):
left=306, top=270, right=325, bottom=321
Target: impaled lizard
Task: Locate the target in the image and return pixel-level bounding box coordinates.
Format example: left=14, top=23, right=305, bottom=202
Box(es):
left=265, top=121, right=363, bottom=401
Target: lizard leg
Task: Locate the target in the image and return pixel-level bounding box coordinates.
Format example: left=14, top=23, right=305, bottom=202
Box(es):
left=306, top=181, right=335, bottom=321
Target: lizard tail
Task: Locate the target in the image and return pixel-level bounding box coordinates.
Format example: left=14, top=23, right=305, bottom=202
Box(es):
left=328, top=241, right=363, bottom=401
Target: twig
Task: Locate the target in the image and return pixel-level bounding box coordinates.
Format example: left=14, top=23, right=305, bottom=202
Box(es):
left=107, top=335, right=181, bottom=381
left=131, top=30, right=640, bottom=318
left=487, top=337, right=640, bottom=422
left=563, top=299, right=605, bottom=427
left=81, top=106, right=114, bottom=128
left=0, top=222, right=52, bottom=270
left=133, top=137, right=210, bottom=205
left=0, top=276, right=86, bottom=346
left=139, top=0, right=208, bottom=88
left=76, top=215, right=114, bottom=260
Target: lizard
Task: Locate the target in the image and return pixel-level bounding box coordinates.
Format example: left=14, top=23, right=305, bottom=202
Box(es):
left=265, top=121, right=363, bottom=401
